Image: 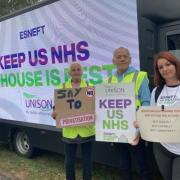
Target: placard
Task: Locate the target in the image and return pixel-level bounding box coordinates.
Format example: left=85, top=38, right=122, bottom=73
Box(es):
left=137, top=106, right=180, bottom=142
left=95, top=83, right=136, bottom=143
left=55, top=87, right=95, bottom=128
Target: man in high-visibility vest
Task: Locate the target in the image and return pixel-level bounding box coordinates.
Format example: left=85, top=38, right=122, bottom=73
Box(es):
left=106, top=47, right=152, bottom=180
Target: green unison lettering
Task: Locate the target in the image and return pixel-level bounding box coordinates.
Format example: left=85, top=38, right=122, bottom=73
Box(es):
left=104, top=135, right=116, bottom=141
left=103, top=119, right=128, bottom=130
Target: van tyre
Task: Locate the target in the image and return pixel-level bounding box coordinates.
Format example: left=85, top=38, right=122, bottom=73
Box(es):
left=13, top=131, right=34, bottom=158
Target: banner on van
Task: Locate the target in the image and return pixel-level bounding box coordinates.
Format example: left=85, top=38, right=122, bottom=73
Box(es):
left=0, top=0, right=140, bottom=126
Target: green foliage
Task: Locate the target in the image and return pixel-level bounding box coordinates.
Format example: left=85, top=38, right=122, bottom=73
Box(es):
left=0, top=0, right=40, bottom=17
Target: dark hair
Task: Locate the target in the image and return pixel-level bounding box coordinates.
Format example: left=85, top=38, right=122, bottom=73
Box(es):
left=153, top=51, right=180, bottom=86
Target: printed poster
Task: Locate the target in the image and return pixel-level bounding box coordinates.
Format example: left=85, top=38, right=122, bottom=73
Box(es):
left=95, top=83, right=136, bottom=143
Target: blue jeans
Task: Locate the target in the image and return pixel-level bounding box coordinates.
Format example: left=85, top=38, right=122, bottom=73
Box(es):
left=64, top=141, right=92, bottom=180
left=115, top=140, right=152, bottom=180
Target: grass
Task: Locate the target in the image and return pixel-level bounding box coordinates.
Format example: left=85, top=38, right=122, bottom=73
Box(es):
left=0, top=143, right=162, bottom=180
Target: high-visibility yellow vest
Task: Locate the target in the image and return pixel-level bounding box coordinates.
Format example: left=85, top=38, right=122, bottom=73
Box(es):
left=105, top=71, right=147, bottom=107
left=57, top=79, right=95, bottom=139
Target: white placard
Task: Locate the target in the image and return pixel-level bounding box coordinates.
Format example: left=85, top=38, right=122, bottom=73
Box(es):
left=137, top=106, right=180, bottom=143
left=95, top=83, right=136, bottom=143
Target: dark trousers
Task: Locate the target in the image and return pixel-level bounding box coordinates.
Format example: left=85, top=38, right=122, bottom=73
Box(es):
left=153, top=143, right=180, bottom=180
left=115, top=140, right=151, bottom=180
left=64, top=141, right=92, bottom=180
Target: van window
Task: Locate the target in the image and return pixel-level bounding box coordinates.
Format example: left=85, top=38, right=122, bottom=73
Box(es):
left=167, top=34, right=180, bottom=59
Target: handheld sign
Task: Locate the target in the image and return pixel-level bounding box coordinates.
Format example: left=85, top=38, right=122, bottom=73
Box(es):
left=54, top=87, right=95, bottom=128
left=95, top=83, right=136, bottom=143
left=137, top=106, right=180, bottom=143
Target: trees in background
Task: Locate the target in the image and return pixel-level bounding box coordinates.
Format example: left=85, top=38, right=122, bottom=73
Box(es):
left=0, top=0, right=42, bottom=17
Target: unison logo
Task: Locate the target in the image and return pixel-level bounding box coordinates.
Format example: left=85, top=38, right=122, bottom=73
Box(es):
left=23, top=92, right=53, bottom=111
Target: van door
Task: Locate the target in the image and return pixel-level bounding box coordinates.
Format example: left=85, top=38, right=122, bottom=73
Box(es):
left=139, top=17, right=157, bottom=90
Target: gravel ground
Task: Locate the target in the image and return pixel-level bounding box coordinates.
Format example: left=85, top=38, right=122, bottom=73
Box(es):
left=0, top=171, right=19, bottom=180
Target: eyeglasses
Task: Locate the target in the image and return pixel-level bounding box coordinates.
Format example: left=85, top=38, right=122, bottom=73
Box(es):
left=71, top=68, right=82, bottom=72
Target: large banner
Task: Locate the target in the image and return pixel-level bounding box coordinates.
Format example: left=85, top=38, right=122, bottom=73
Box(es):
left=137, top=106, right=180, bottom=143
left=0, top=0, right=140, bottom=126
left=95, top=83, right=136, bottom=143
left=55, top=87, right=95, bottom=128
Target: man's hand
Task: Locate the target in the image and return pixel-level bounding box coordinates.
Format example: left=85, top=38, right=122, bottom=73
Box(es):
left=133, top=120, right=139, bottom=128
left=130, top=120, right=140, bottom=146
left=51, top=111, right=57, bottom=120
left=131, top=131, right=140, bottom=146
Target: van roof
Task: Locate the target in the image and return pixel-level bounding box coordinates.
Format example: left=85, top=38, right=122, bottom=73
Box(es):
left=140, top=0, right=180, bottom=23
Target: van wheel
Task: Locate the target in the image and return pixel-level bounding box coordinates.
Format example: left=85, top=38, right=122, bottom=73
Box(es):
left=13, top=131, right=34, bottom=158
